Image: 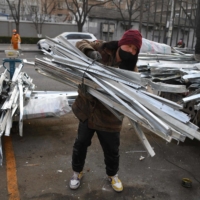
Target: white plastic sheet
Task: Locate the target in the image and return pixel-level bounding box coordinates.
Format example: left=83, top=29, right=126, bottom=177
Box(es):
left=23, top=96, right=71, bottom=119
left=140, top=38, right=171, bottom=54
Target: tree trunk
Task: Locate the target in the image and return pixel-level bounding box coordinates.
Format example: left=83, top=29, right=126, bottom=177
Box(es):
left=77, top=23, right=83, bottom=32
left=139, top=0, right=144, bottom=32
left=16, top=23, right=20, bottom=34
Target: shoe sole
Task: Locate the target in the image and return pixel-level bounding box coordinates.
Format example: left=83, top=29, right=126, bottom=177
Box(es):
left=69, top=183, right=80, bottom=190
left=108, top=177, right=123, bottom=192
left=69, top=174, right=83, bottom=189
left=112, top=186, right=123, bottom=192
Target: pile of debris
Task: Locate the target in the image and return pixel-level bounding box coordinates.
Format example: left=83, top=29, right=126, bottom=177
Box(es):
left=34, top=35, right=200, bottom=157
left=0, top=62, right=35, bottom=165
left=0, top=56, right=75, bottom=165
left=138, top=48, right=200, bottom=126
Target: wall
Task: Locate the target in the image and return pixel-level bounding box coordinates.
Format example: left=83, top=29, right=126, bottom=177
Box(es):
left=0, top=20, right=78, bottom=38
left=85, top=18, right=195, bottom=48
left=84, top=18, right=131, bottom=41
left=0, top=19, right=195, bottom=48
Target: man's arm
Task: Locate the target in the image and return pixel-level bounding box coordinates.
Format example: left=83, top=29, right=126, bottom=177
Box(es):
left=76, top=40, right=102, bottom=60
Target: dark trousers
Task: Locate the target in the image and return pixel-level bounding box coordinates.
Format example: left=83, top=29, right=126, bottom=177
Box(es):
left=72, top=120, right=120, bottom=176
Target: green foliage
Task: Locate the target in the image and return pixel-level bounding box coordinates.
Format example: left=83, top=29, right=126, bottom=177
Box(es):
left=0, top=36, right=44, bottom=44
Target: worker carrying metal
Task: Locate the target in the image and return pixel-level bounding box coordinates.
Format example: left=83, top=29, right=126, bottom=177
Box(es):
left=11, top=29, right=21, bottom=50
left=69, top=29, right=142, bottom=192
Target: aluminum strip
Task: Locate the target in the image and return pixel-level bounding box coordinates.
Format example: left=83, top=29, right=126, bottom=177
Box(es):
left=0, top=69, right=7, bottom=93
left=82, top=87, right=173, bottom=142
left=0, top=111, right=10, bottom=136
left=46, top=35, right=89, bottom=60
left=87, top=88, right=150, bottom=128
left=18, top=82, right=23, bottom=137
left=101, top=102, right=124, bottom=121
left=101, top=78, right=190, bottom=123
left=1, top=85, right=18, bottom=110
left=147, top=79, right=188, bottom=93
left=85, top=72, right=150, bottom=125
left=5, top=111, right=12, bottom=136
left=88, top=88, right=172, bottom=142
left=182, top=94, right=200, bottom=103
left=35, top=68, right=79, bottom=89
left=11, top=63, right=23, bottom=82
left=12, top=104, right=18, bottom=117
left=182, top=74, right=200, bottom=82
left=98, top=77, right=172, bottom=135
left=169, top=128, right=186, bottom=142
left=35, top=57, right=141, bottom=89
left=130, top=120, right=155, bottom=157
left=140, top=90, right=183, bottom=109
left=160, top=117, right=194, bottom=140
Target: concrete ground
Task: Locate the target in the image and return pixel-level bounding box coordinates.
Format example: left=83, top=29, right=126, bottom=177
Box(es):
left=1, top=113, right=200, bottom=200
left=0, top=45, right=200, bottom=200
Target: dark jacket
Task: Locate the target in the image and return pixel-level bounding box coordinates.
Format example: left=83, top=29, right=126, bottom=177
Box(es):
left=72, top=40, right=123, bottom=132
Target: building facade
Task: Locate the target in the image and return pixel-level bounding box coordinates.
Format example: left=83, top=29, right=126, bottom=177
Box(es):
left=0, top=0, right=198, bottom=48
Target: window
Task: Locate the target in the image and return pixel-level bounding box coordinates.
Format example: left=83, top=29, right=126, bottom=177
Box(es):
left=66, top=34, right=92, bottom=40
left=10, top=2, right=15, bottom=10
left=58, top=2, right=63, bottom=9
left=68, top=3, right=73, bottom=9
left=31, top=5, right=38, bottom=12
left=113, top=0, right=120, bottom=2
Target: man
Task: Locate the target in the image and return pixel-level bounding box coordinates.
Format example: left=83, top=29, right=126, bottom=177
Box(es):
left=176, top=38, right=185, bottom=48
left=11, top=29, right=21, bottom=50
left=70, top=30, right=142, bottom=192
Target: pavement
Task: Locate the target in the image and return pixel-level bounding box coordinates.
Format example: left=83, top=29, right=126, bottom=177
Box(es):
left=0, top=46, right=200, bottom=200
left=0, top=115, right=200, bottom=200
left=0, top=44, right=40, bottom=52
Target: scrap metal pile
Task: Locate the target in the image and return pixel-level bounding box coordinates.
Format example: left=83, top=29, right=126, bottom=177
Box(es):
left=34, top=35, right=200, bottom=157
left=0, top=62, right=35, bottom=165
left=0, top=56, right=75, bottom=165
left=138, top=49, right=200, bottom=126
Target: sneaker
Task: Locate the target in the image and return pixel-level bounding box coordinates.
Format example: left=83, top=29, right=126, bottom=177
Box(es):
left=69, top=171, right=83, bottom=189
left=108, top=174, right=123, bottom=192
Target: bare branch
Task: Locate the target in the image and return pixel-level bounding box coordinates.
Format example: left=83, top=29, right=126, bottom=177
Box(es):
left=5, top=0, right=22, bottom=32
left=65, top=0, right=112, bottom=32
left=25, top=0, right=59, bottom=36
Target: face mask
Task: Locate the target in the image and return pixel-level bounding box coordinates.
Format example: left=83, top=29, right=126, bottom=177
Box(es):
left=118, top=48, right=138, bottom=71
left=118, top=47, right=136, bottom=61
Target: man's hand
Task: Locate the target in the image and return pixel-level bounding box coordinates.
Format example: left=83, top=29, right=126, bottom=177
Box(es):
left=87, top=50, right=102, bottom=61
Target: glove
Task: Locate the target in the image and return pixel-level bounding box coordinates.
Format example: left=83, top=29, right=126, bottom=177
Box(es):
left=87, top=50, right=102, bottom=61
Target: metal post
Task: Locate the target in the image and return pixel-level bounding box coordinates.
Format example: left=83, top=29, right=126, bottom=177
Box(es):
left=3, top=58, right=23, bottom=79
left=166, top=0, right=174, bottom=44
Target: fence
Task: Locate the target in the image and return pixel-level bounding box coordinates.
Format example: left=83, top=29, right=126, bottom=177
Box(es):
left=0, top=20, right=78, bottom=38
left=142, top=0, right=197, bottom=48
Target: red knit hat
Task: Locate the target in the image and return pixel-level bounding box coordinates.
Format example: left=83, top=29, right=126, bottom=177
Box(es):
left=118, top=30, right=142, bottom=53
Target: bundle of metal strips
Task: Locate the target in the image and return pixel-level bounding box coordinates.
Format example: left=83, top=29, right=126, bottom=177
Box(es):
left=34, top=36, right=200, bottom=157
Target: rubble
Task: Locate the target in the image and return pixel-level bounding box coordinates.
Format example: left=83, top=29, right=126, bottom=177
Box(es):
left=0, top=52, right=75, bottom=165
